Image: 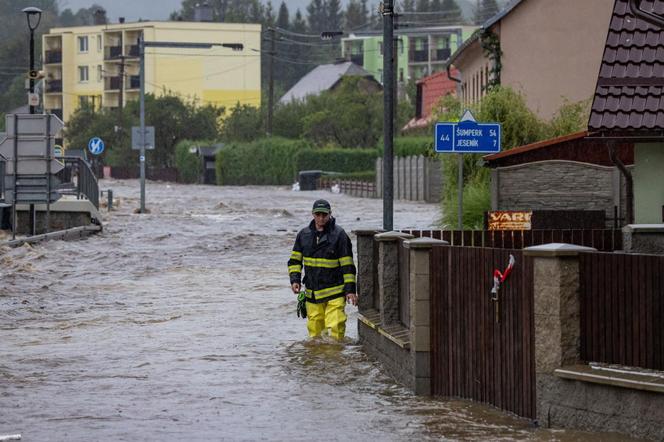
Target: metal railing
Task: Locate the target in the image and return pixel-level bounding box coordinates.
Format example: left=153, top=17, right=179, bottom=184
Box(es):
left=0, top=160, right=5, bottom=202
left=56, top=157, right=99, bottom=209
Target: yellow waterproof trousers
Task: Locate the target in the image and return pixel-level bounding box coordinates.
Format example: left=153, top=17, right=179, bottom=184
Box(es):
left=306, top=297, right=347, bottom=340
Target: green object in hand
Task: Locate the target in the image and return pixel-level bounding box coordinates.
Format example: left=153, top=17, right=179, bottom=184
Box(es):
left=296, top=292, right=307, bottom=319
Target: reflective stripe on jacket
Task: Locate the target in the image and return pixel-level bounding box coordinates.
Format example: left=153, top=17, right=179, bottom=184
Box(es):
left=288, top=217, right=356, bottom=304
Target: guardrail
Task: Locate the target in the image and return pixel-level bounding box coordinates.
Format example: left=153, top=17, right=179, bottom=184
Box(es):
left=56, top=157, right=99, bottom=209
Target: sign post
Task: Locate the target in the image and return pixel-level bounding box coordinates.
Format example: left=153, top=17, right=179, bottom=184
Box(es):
left=435, top=110, right=501, bottom=229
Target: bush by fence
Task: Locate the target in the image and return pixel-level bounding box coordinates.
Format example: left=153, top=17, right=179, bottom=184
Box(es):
left=377, top=136, right=435, bottom=158
left=294, top=148, right=378, bottom=175
left=174, top=140, right=203, bottom=184
left=215, top=137, right=310, bottom=185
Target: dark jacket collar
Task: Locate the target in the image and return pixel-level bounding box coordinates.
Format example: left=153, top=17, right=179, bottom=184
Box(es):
left=308, top=216, right=336, bottom=234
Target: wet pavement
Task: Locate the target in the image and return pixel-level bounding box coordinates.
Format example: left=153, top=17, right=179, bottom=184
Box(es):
left=0, top=180, right=641, bottom=441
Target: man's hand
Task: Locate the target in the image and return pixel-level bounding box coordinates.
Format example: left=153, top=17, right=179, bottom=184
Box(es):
left=291, top=282, right=301, bottom=294
left=345, top=293, right=358, bottom=306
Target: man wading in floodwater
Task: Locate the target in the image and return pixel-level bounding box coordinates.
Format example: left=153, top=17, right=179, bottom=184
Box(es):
left=288, top=199, right=358, bottom=340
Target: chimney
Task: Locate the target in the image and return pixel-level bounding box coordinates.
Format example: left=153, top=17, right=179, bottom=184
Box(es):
left=93, top=8, right=107, bottom=25
left=194, top=2, right=214, bottom=22
left=119, top=17, right=125, bottom=24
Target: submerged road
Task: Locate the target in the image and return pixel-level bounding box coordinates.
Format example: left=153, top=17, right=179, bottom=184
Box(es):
left=0, top=180, right=637, bottom=441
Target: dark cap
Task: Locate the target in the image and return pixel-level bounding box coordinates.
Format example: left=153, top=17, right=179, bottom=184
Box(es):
left=312, top=199, right=331, bottom=213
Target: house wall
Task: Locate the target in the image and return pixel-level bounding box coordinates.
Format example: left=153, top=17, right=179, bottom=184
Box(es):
left=454, top=40, right=491, bottom=106
left=634, top=143, right=664, bottom=224
left=500, top=0, right=614, bottom=119
left=491, top=160, right=630, bottom=226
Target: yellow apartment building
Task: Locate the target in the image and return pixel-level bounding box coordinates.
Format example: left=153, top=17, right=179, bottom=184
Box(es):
left=42, top=20, right=262, bottom=122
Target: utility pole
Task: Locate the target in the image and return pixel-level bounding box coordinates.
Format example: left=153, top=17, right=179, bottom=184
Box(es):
left=382, top=0, right=395, bottom=231
left=118, top=55, right=125, bottom=110
left=266, top=27, right=276, bottom=137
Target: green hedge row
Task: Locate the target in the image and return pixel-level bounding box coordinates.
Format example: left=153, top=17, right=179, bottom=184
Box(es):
left=377, top=136, right=435, bottom=157
left=213, top=136, right=434, bottom=185
left=174, top=139, right=203, bottom=184
left=215, top=137, right=309, bottom=185
left=294, top=148, right=378, bottom=174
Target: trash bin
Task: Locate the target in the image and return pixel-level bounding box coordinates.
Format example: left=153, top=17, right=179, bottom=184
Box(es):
left=298, top=170, right=322, bottom=191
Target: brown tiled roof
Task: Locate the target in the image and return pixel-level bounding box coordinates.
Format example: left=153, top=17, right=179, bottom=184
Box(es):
left=589, top=0, right=664, bottom=135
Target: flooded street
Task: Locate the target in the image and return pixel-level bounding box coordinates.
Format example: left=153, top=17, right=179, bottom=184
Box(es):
left=0, top=180, right=636, bottom=441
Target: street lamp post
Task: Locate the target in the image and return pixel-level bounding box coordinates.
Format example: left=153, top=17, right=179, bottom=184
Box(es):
left=22, top=7, right=42, bottom=115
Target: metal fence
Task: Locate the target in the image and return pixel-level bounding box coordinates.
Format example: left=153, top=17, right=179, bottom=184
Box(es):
left=403, top=229, right=623, bottom=252
left=430, top=246, right=536, bottom=419
left=56, top=157, right=99, bottom=209
left=580, top=252, right=664, bottom=370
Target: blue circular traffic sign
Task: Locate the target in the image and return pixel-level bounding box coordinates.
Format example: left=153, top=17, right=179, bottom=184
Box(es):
left=88, top=137, right=105, bottom=155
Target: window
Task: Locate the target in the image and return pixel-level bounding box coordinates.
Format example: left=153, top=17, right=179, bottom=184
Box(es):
left=97, top=65, right=102, bottom=82
left=97, top=35, right=102, bottom=51
left=78, top=66, right=89, bottom=82
left=78, top=36, right=88, bottom=52
left=399, top=68, right=404, bottom=83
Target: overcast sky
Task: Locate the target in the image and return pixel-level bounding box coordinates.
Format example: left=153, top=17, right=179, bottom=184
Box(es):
left=55, top=0, right=345, bottom=22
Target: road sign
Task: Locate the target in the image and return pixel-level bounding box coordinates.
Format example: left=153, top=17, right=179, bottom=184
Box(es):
left=88, top=137, right=105, bottom=155
left=435, top=110, right=501, bottom=154
left=28, top=92, right=40, bottom=107
left=132, top=126, right=155, bottom=150
left=0, top=114, right=64, bottom=176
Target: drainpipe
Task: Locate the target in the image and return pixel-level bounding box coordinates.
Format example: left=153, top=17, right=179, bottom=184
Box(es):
left=608, top=140, right=634, bottom=225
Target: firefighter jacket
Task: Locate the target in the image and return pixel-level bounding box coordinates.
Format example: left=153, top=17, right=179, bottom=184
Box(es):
left=288, top=217, right=356, bottom=304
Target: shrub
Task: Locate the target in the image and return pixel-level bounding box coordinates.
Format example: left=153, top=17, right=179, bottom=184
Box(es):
left=215, top=137, right=310, bottom=185
left=294, top=148, right=378, bottom=174
left=174, top=139, right=205, bottom=184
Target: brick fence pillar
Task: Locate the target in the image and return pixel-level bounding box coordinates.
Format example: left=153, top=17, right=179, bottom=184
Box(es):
left=353, top=229, right=384, bottom=313
left=405, top=237, right=448, bottom=395
left=375, top=231, right=414, bottom=326
left=523, top=243, right=596, bottom=421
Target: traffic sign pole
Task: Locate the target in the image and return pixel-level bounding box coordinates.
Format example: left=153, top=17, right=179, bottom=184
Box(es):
left=139, top=34, right=146, bottom=214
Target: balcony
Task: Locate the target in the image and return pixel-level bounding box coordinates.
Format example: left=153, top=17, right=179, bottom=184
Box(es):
left=105, top=76, right=121, bottom=90
left=432, top=48, right=451, bottom=62
left=45, top=79, right=62, bottom=93
left=45, top=50, right=62, bottom=64
left=128, top=75, right=140, bottom=89
left=411, top=50, right=428, bottom=63
left=127, top=45, right=140, bottom=57
left=105, top=45, right=122, bottom=60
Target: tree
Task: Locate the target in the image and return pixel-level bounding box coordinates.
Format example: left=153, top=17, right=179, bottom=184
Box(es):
left=440, top=0, right=463, bottom=24
left=416, top=0, right=430, bottom=13
left=276, top=1, right=290, bottom=29
left=306, top=0, right=326, bottom=32
left=401, top=0, right=416, bottom=12
left=344, top=0, right=367, bottom=31
left=474, top=0, right=500, bottom=24
left=264, top=1, right=276, bottom=27
left=64, top=93, right=223, bottom=168
left=326, top=0, right=344, bottom=33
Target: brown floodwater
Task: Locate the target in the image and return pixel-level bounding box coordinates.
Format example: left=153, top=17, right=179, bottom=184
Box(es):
left=0, top=180, right=641, bottom=441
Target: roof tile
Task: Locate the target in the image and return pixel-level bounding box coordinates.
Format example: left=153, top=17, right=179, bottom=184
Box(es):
left=589, top=0, right=664, bottom=134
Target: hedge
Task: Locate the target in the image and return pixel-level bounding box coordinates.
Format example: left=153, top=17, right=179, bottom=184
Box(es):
left=215, top=137, right=310, bottom=185
left=174, top=139, right=204, bottom=184
left=377, top=136, right=435, bottom=157
left=294, top=148, right=378, bottom=174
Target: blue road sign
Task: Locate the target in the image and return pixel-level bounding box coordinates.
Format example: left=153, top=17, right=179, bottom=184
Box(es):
left=435, top=111, right=501, bottom=154
left=88, top=137, right=105, bottom=155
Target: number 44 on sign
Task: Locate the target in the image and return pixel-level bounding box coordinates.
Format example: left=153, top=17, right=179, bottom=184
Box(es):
left=435, top=110, right=501, bottom=154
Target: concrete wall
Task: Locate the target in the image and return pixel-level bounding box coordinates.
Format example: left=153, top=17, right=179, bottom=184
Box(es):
left=376, top=156, right=441, bottom=203
left=355, top=231, right=446, bottom=394
left=491, top=160, right=630, bottom=226
left=525, top=244, right=664, bottom=441
left=634, top=142, right=664, bottom=224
